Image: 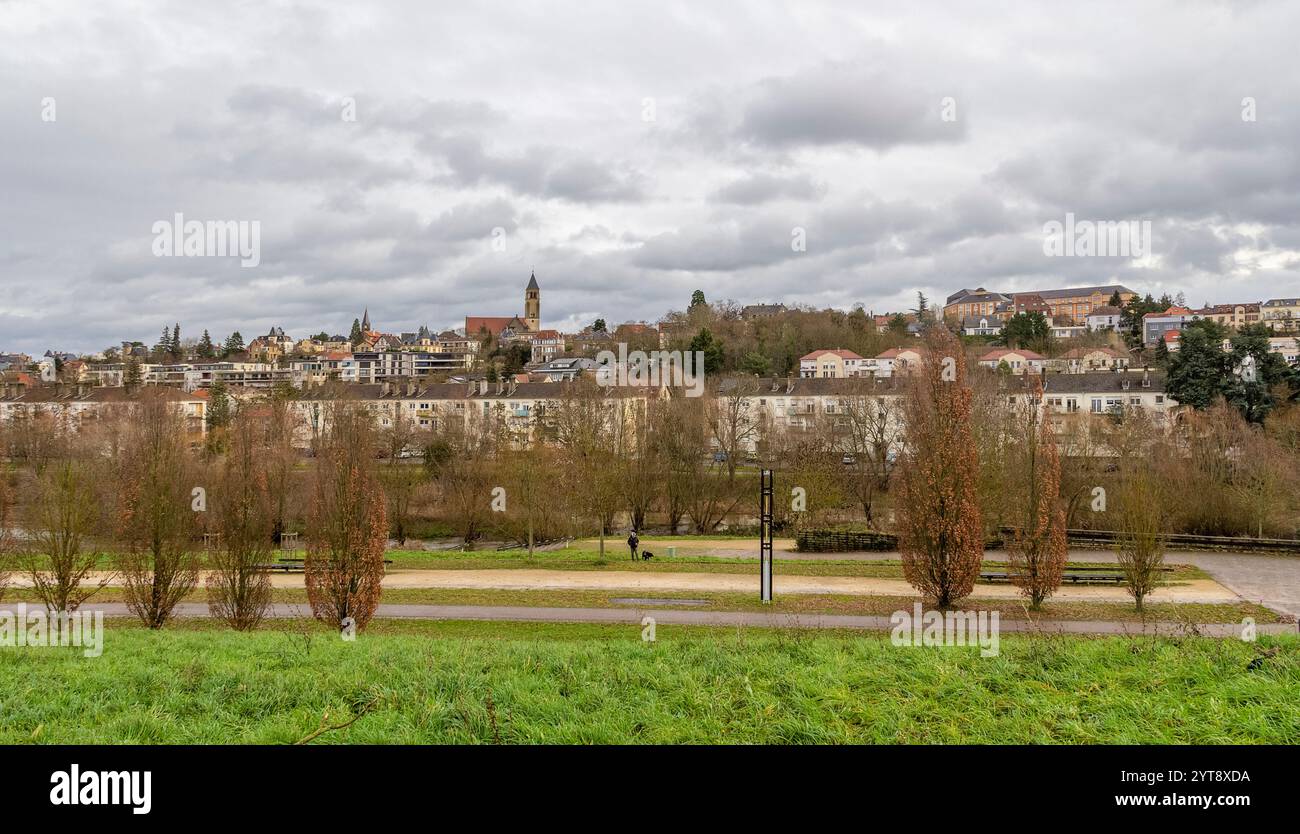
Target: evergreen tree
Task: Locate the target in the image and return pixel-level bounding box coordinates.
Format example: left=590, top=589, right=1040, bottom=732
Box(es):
left=206, top=379, right=232, bottom=432
left=154, top=326, right=171, bottom=358
left=1225, top=323, right=1299, bottom=423
left=223, top=332, right=245, bottom=357
left=688, top=327, right=725, bottom=375
left=171, top=323, right=181, bottom=357
left=1166, top=320, right=1233, bottom=410
left=689, top=290, right=707, bottom=310
left=198, top=330, right=215, bottom=359
left=350, top=319, right=363, bottom=344
left=998, top=312, right=1051, bottom=353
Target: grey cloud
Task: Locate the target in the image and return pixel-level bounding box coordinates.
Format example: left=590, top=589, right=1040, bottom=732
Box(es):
left=711, top=172, right=825, bottom=204
left=737, top=64, right=967, bottom=150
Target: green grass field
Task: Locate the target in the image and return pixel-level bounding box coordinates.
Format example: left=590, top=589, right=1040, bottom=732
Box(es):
left=2, top=621, right=1297, bottom=744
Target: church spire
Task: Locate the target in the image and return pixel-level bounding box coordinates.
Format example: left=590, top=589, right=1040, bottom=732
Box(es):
left=361, top=308, right=370, bottom=332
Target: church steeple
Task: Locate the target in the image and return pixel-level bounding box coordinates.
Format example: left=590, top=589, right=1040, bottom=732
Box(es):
left=361, top=308, right=371, bottom=332
left=524, top=271, right=540, bottom=331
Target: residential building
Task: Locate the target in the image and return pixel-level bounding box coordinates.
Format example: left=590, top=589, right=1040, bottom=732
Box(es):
left=1268, top=336, right=1299, bottom=363
left=944, top=289, right=1010, bottom=322
left=945, top=284, right=1135, bottom=323
left=1142, top=306, right=1200, bottom=345
left=1054, top=347, right=1130, bottom=373
left=741, top=303, right=788, bottom=320
left=529, top=330, right=565, bottom=365
left=1086, top=305, right=1123, bottom=331
left=873, top=347, right=923, bottom=377
left=961, top=315, right=1003, bottom=336
left=977, top=348, right=1046, bottom=374
left=799, top=349, right=866, bottom=379
left=1196, top=303, right=1261, bottom=329
left=529, top=357, right=597, bottom=382
left=1262, top=298, right=1300, bottom=332
left=1041, top=370, right=1171, bottom=428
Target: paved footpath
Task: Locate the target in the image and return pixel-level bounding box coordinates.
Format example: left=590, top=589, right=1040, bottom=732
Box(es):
left=608, top=540, right=1300, bottom=618
left=83, top=602, right=1298, bottom=637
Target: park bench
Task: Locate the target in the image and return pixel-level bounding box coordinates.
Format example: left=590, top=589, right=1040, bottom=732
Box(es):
left=980, top=570, right=1128, bottom=585
left=254, top=557, right=393, bottom=574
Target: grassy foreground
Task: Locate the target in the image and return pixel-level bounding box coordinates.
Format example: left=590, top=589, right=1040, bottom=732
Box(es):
left=2, top=622, right=1297, bottom=744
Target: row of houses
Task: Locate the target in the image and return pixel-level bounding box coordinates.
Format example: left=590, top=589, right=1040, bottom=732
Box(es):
left=0, top=370, right=1175, bottom=455
left=800, top=346, right=1134, bottom=378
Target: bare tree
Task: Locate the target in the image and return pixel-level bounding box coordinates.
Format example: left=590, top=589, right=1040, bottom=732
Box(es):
left=896, top=327, right=984, bottom=608
left=1229, top=426, right=1296, bottom=539
left=553, top=381, right=625, bottom=555
left=205, top=407, right=275, bottom=630
left=304, top=402, right=388, bottom=632
left=839, top=384, right=898, bottom=527
left=709, top=378, right=760, bottom=481
left=114, top=396, right=201, bottom=628
left=378, top=405, right=428, bottom=546
left=434, top=418, right=498, bottom=549
left=1114, top=462, right=1166, bottom=613
left=497, top=432, right=562, bottom=555
left=0, top=464, right=14, bottom=602
left=618, top=399, right=665, bottom=532
left=21, top=459, right=111, bottom=612
left=264, top=389, right=303, bottom=546
left=775, top=421, right=844, bottom=532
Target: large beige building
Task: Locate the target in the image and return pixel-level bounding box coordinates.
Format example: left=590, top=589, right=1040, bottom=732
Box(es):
left=944, top=284, right=1136, bottom=324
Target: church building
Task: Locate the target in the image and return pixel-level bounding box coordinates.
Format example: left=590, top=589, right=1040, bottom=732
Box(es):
left=465, top=272, right=542, bottom=338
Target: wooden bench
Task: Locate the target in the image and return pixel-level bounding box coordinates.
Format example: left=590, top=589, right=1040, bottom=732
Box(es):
left=255, top=557, right=393, bottom=574
left=980, top=571, right=1127, bottom=585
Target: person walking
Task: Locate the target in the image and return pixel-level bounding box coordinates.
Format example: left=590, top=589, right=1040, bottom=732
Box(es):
left=627, top=529, right=640, bottom=561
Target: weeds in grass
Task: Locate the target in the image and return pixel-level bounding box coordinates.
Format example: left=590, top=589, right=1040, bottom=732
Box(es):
left=294, top=690, right=383, bottom=745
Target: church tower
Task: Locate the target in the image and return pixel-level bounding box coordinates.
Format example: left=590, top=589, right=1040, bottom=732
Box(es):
left=524, top=271, right=540, bottom=332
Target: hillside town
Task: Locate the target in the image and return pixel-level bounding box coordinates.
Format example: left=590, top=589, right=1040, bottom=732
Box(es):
left=2, top=274, right=1297, bottom=455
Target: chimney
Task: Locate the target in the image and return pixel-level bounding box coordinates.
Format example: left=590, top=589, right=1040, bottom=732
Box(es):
left=406, top=380, right=415, bottom=397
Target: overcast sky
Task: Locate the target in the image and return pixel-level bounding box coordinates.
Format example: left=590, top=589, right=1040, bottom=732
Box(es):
left=2, top=0, right=1299, bottom=355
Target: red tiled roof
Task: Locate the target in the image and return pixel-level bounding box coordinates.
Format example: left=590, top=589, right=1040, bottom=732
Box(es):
left=465, top=316, right=516, bottom=336
left=979, top=348, right=1045, bottom=360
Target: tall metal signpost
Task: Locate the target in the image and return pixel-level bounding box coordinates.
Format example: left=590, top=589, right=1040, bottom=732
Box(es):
left=760, top=468, right=774, bottom=603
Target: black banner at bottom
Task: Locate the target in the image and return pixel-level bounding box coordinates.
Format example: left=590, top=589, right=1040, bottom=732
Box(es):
left=4, top=744, right=1288, bottom=820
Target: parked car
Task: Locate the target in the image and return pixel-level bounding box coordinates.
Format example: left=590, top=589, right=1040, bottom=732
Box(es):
left=841, top=454, right=856, bottom=466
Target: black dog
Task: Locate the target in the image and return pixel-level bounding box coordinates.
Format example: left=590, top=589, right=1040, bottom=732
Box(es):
left=640, top=550, right=654, bottom=561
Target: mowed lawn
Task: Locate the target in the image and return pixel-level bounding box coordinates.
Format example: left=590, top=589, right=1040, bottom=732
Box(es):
left=2, top=622, right=1297, bottom=744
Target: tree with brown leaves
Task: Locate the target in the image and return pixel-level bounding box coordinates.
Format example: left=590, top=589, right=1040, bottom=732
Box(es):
left=896, top=326, right=984, bottom=608
left=304, top=402, right=388, bottom=633
left=114, top=396, right=201, bottom=628
left=1006, top=380, right=1067, bottom=609
left=205, top=406, right=275, bottom=630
